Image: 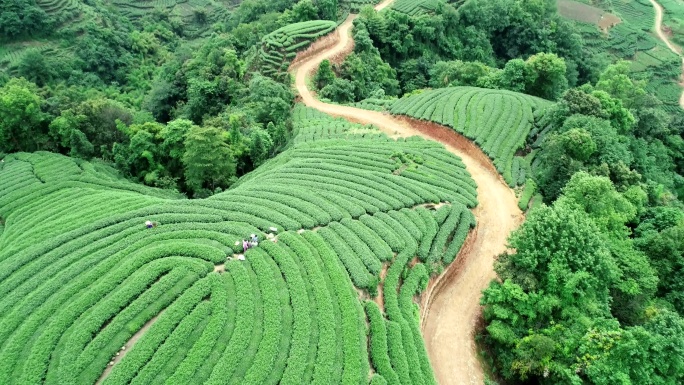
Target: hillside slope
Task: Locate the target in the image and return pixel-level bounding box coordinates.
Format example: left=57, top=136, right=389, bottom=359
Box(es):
left=0, top=103, right=479, bottom=384
left=291, top=6, right=523, bottom=383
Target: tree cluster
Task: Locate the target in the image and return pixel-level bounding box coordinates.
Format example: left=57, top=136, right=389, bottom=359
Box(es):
left=333, top=0, right=592, bottom=98
left=483, top=63, right=684, bottom=385
left=0, top=0, right=310, bottom=197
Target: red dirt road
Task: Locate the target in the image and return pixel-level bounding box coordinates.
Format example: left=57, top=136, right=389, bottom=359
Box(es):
left=291, top=4, right=523, bottom=383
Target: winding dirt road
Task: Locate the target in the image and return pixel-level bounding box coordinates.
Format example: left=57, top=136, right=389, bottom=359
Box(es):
left=291, top=2, right=523, bottom=383
left=648, top=0, right=684, bottom=108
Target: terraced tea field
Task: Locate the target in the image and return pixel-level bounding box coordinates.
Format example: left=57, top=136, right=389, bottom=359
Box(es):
left=259, top=20, right=337, bottom=79
left=390, top=87, right=551, bottom=186
left=0, top=102, right=479, bottom=384
left=390, top=0, right=441, bottom=15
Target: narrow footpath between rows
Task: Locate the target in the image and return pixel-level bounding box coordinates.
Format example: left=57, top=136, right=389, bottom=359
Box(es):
left=290, top=2, right=523, bottom=383
left=649, top=0, right=684, bottom=109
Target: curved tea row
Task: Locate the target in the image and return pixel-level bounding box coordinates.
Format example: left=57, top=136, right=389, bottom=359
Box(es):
left=0, top=106, right=477, bottom=385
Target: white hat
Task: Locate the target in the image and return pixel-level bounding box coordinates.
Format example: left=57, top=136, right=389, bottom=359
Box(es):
left=250, top=234, right=255, bottom=237
left=145, top=221, right=152, bottom=226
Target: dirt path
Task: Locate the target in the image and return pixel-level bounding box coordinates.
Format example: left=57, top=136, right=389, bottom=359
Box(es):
left=290, top=4, right=523, bottom=383
left=649, top=0, right=684, bottom=108
left=375, top=0, right=395, bottom=11
left=95, top=312, right=163, bottom=384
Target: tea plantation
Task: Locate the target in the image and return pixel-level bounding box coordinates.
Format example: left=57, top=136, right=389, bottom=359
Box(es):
left=390, top=86, right=551, bottom=186
left=259, top=21, right=337, bottom=79
left=0, top=105, right=477, bottom=385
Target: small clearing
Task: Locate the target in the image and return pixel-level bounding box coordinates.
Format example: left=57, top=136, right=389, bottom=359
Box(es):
left=557, top=0, right=621, bottom=30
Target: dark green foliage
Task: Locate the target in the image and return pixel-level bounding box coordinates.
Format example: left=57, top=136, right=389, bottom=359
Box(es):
left=482, top=203, right=618, bottom=382
left=182, top=126, right=237, bottom=196
left=314, top=59, right=336, bottom=90
left=0, top=78, right=48, bottom=153
left=352, top=0, right=588, bottom=94
left=0, top=0, right=54, bottom=40
left=317, top=0, right=338, bottom=20
left=72, top=16, right=135, bottom=84
left=320, top=78, right=356, bottom=103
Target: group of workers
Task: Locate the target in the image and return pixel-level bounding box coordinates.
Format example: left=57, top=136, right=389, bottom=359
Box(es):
left=243, top=234, right=259, bottom=252
left=232, top=227, right=279, bottom=261
left=144, top=220, right=280, bottom=263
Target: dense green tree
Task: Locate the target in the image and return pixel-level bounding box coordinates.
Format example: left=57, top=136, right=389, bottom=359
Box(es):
left=483, top=202, right=618, bottom=381
left=49, top=111, right=89, bottom=154
left=524, top=53, right=568, bottom=100
left=637, top=223, right=684, bottom=314
left=592, top=90, right=635, bottom=134
left=535, top=128, right=593, bottom=201
left=246, top=74, right=294, bottom=125
left=558, top=172, right=657, bottom=323
left=557, top=88, right=607, bottom=119
left=558, top=172, right=637, bottom=237
left=280, top=0, right=319, bottom=23
left=316, top=0, right=337, bottom=21
left=341, top=52, right=398, bottom=100
left=68, top=129, right=95, bottom=159
left=314, top=59, right=336, bottom=90
left=75, top=21, right=134, bottom=83
left=16, top=49, right=56, bottom=87
left=0, top=78, right=47, bottom=153
left=320, top=78, right=355, bottom=103
left=181, top=47, right=246, bottom=123
left=249, top=128, right=273, bottom=167
left=536, top=114, right=636, bottom=201
left=0, top=0, right=53, bottom=39
left=160, top=118, right=193, bottom=175
left=398, top=56, right=432, bottom=92
left=428, top=60, right=491, bottom=88
left=595, top=61, right=646, bottom=109
left=182, top=126, right=236, bottom=196
left=56, top=98, right=133, bottom=158
left=493, top=58, right=530, bottom=92
left=634, top=107, right=672, bottom=140
left=582, top=309, right=684, bottom=384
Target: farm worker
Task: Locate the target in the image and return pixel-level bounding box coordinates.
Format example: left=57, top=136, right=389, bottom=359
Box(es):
left=251, top=234, right=258, bottom=243
left=243, top=240, right=249, bottom=252
left=145, top=221, right=153, bottom=229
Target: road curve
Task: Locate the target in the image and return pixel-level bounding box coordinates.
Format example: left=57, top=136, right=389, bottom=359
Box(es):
left=290, top=3, right=523, bottom=384
left=648, top=0, right=684, bottom=108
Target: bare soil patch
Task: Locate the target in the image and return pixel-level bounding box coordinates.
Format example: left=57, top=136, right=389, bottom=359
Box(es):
left=558, top=0, right=621, bottom=30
